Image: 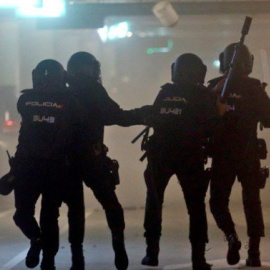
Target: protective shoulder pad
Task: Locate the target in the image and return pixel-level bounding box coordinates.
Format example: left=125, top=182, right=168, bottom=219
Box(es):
left=247, top=77, right=264, bottom=87
left=20, top=88, right=34, bottom=94
left=161, top=83, right=174, bottom=90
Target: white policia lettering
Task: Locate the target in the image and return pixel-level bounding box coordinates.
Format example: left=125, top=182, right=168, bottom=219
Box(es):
left=227, top=105, right=235, bottom=111
left=164, top=96, right=187, bottom=103
left=33, top=115, right=55, bottom=123
left=25, top=101, right=63, bottom=109
left=160, top=108, right=182, bottom=115
left=229, top=93, right=242, bottom=99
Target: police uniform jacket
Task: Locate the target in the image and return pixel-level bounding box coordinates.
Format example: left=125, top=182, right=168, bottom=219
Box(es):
left=15, top=87, right=81, bottom=161
left=150, top=81, right=218, bottom=158
left=70, top=78, right=149, bottom=145
left=208, top=75, right=270, bottom=159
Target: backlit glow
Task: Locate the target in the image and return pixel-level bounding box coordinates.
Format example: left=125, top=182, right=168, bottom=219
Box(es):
left=0, top=0, right=19, bottom=8
left=98, top=22, right=130, bottom=42
left=16, top=0, right=65, bottom=17
left=5, top=120, right=14, bottom=126
left=213, top=60, right=220, bottom=68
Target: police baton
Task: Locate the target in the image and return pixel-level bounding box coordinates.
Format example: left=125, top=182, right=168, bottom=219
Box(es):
left=131, top=126, right=150, bottom=144
left=221, top=16, right=252, bottom=100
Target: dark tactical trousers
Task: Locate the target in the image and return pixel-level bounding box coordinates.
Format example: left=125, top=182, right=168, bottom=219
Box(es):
left=13, top=159, right=66, bottom=258
left=210, top=155, right=265, bottom=238
left=83, top=155, right=125, bottom=235
left=143, top=153, right=209, bottom=244
left=63, top=174, right=85, bottom=249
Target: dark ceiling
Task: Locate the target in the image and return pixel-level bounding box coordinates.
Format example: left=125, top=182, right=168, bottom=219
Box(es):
left=1, top=1, right=270, bottom=29
left=38, top=1, right=270, bottom=29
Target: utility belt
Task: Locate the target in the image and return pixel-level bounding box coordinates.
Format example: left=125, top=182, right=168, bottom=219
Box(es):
left=72, top=142, right=121, bottom=186
left=94, top=143, right=120, bottom=186
left=203, top=137, right=268, bottom=159
left=205, top=166, right=269, bottom=189
left=204, top=138, right=269, bottom=189
left=105, top=156, right=120, bottom=186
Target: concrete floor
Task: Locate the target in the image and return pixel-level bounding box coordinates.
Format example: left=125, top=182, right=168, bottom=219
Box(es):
left=1, top=189, right=270, bottom=270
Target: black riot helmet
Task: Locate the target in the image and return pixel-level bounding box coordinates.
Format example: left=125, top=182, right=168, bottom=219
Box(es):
left=32, top=59, right=66, bottom=90
left=67, top=51, right=101, bottom=83
left=219, top=43, right=253, bottom=75
left=171, top=53, right=207, bottom=84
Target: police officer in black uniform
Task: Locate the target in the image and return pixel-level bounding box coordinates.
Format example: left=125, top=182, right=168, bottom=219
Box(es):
left=13, top=59, right=82, bottom=270
left=208, top=43, right=270, bottom=267
left=66, top=51, right=148, bottom=270
left=141, top=53, right=220, bottom=270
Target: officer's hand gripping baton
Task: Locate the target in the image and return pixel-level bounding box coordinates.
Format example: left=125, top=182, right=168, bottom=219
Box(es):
left=220, top=16, right=252, bottom=100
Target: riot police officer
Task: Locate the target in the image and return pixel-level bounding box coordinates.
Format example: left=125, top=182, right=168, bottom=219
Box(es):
left=141, top=53, right=220, bottom=270
left=208, top=43, right=270, bottom=267
left=13, top=59, right=82, bottom=270
left=66, top=51, right=148, bottom=270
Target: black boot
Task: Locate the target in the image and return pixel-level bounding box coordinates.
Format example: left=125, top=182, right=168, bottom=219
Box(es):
left=26, top=238, right=42, bottom=268
left=112, top=233, right=129, bottom=270
left=226, top=233, right=241, bottom=265
left=191, top=242, right=212, bottom=270
left=141, top=238, right=159, bottom=267
left=40, top=254, right=55, bottom=270
left=246, top=237, right=261, bottom=267
left=70, top=244, right=85, bottom=270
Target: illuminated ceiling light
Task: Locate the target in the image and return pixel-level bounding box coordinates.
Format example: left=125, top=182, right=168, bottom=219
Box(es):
left=152, top=1, right=179, bottom=27
left=213, top=60, right=220, bottom=69
left=0, top=0, right=19, bottom=8
left=127, top=32, right=133, bottom=38
left=116, top=22, right=129, bottom=39
left=97, top=21, right=130, bottom=42
left=107, top=25, right=117, bottom=40
left=97, top=26, right=108, bottom=42
left=16, top=0, right=66, bottom=18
